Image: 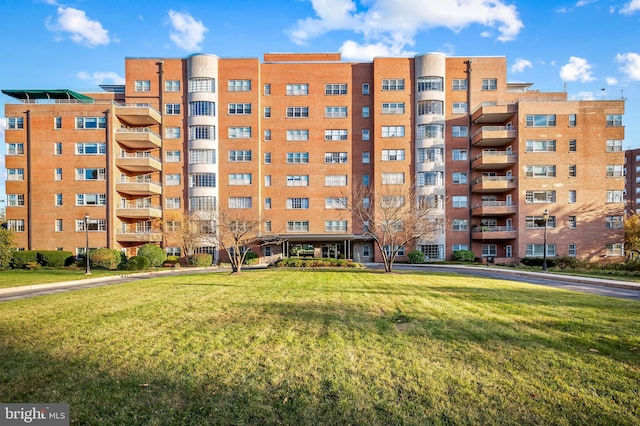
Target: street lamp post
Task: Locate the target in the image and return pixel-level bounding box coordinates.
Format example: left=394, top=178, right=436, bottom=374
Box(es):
left=542, top=208, right=549, bottom=272
left=84, top=213, right=91, bottom=275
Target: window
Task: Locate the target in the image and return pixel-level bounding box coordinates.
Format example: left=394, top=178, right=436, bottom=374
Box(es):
left=166, top=150, right=181, bottom=162
left=264, top=107, right=271, bottom=118
left=452, top=79, right=467, bottom=90
left=525, top=165, right=556, bottom=178
left=568, top=216, right=577, bottom=229
left=417, top=123, right=443, bottom=139
left=362, top=129, right=370, bottom=141
left=452, top=244, right=469, bottom=253
left=417, top=76, right=442, bottom=91
left=569, top=140, right=577, bottom=152
left=286, top=84, right=308, bottom=95
left=190, top=173, right=216, bottom=188
left=8, top=168, right=24, bottom=181
left=526, top=244, right=556, bottom=257
left=229, top=173, right=252, bottom=186
left=525, top=140, right=556, bottom=152
left=453, top=219, right=468, bottom=231
left=526, top=216, right=556, bottom=229
left=55, top=193, right=63, bottom=206
left=362, top=175, right=370, bottom=186
left=55, top=219, right=63, bottom=232
left=189, top=78, right=215, bottom=93
left=325, top=84, right=347, bottom=95
left=263, top=83, right=271, bottom=95
left=228, top=103, right=252, bottom=115
left=606, top=114, right=623, bottom=127
left=325, top=152, right=348, bottom=164
left=287, top=198, right=309, bottom=209
left=569, top=190, right=577, bottom=203
left=452, top=196, right=468, bottom=208
left=287, top=221, right=309, bottom=232
left=76, top=143, right=106, bottom=155
left=325, top=198, right=347, bottom=209
left=264, top=129, right=271, bottom=141
left=362, top=84, right=370, bottom=95
left=76, top=193, right=106, bottom=206
left=76, top=218, right=106, bottom=232
left=568, top=244, right=577, bottom=256
left=526, top=115, right=556, bottom=127
left=166, top=174, right=181, bottom=186
left=287, top=175, right=309, bottom=187
left=481, top=78, right=497, bottom=90
left=569, top=165, right=576, bottom=177
left=419, top=245, right=443, bottom=260
left=453, top=149, right=468, bottom=161
left=54, top=117, right=62, bottom=129
left=606, top=243, right=624, bottom=256
left=165, top=127, right=181, bottom=138
left=7, top=117, right=24, bottom=129
left=381, top=126, right=405, bottom=138
left=606, top=140, right=623, bottom=152
left=452, top=102, right=468, bottom=114
left=417, top=100, right=443, bottom=115
left=166, top=197, right=181, bottom=209
left=382, top=149, right=405, bottom=161
left=324, top=129, right=347, bottom=141
left=325, top=106, right=347, bottom=118
left=228, top=150, right=251, bottom=162
left=382, top=79, right=405, bottom=90
left=417, top=171, right=444, bottom=187
left=286, top=152, right=309, bottom=164
left=264, top=198, right=272, bottom=210
left=75, top=117, right=106, bottom=129
left=606, top=165, right=624, bottom=177
left=264, top=175, right=271, bottom=187
left=135, top=80, right=150, bottom=92
left=525, top=190, right=556, bottom=203
left=325, top=175, right=348, bottom=186
left=190, top=196, right=216, bottom=211
left=76, top=168, right=105, bottom=180
left=189, top=125, right=215, bottom=140
left=7, top=143, right=24, bottom=155
left=382, top=102, right=405, bottom=114
left=325, top=220, right=348, bottom=232
left=569, top=114, right=577, bottom=127
left=287, top=107, right=309, bottom=118
left=362, top=152, right=370, bottom=163
left=189, top=101, right=215, bottom=116
left=418, top=194, right=444, bottom=210
left=452, top=126, right=468, bottom=137
left=381, top=173, right=404, bottom=185
left=165, top=80, right=180, bottom=92
left=54, top=168, right=62, bottom=181
left=606, top=190, right=624, bottom=203
left=606, top=215, right=623, bottom=229
left=288, top=129, right=310, bottom=141
left=264, top=152, right=271, bottom=164
left=7, top=194, right=24, bottom=207
left=166, top=247, right=182, bottom=257
left=452, top=172, right=468, bottom=184
left=362, top=106, right=370, bottom=118
left=228, top=80, right=251, bottom=92
left=228, top=127, right=251, bottom=138
left=165, top=103, right=181, bottom=115
left=7, top=219, right=25, bottom=232
left=54, top=142, right=62, bottom=155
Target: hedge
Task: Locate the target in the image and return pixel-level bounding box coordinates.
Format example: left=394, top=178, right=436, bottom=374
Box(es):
left=37, top=250, right=75, bottom=268
left=137, top=244, right=166, bottom=267
left=90, top=248, right=123, bottom=270
left=190, top=253, right=213, bottom=267
left=125, top=256, right=150, bottom=271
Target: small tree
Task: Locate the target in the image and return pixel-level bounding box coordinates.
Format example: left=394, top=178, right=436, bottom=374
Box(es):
left=164, top=210, right=211, bottom=264
left=624, top=213, right=640, bottom=259
left=0, top=229, right=14, bottom=270
left=137, top=243, right=166, bottom=267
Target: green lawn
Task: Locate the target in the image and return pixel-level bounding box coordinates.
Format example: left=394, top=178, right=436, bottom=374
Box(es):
left=0, top=269, right=135, bottom=289
left=0, top=269, right=638, bottom=425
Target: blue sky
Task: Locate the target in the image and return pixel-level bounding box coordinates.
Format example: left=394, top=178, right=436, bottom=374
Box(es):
left=2, top=0, right=640, bottom=201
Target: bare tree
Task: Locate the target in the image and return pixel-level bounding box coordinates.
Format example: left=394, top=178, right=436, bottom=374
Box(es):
left=348, top=183, right=441, bottom=272
left=163, top=210, right=213, bottom=264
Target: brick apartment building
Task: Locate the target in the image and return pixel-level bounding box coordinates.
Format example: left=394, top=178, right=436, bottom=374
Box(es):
left=3, top=52, right=626, bottom=263
left=626, top=147, right=640, bottom=214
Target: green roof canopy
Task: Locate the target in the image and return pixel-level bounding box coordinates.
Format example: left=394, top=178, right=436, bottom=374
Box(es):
left=1, top=89, right=94, bottom=102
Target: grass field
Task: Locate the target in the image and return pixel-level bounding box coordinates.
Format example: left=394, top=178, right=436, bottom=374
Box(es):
left=0, top=269, right=127, bottom=289
left=0, top=269, right=638, bottom=425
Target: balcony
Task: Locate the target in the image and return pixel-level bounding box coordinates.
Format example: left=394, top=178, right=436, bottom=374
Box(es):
left=471, top=201, right=517, bottom=216
left=472, top=126, right=517, bottom=147
left=471, top=151, right=517, bottom=170
left=114, top=103, right=161, bottom=126
left=472, top=176, right=517, bottom=193
left=116, top=204, right=162, bottom=219
left=115, top=152, right=161, bottom=173
left=471, top=102, right=517, bottom=124
left=115, top=128, right=161, bottom=150
left=116, top=177, right=162, bottom=196
left=471, top=226, right=517, bottom=240
left=115, top=231, right=163, bottom=243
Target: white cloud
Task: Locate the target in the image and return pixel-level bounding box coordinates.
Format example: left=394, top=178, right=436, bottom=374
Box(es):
left=606, top=76, right=619, bottom=85
left=45, top=6, right=110, bottom=47
left=559, top=56, right=595, bottom=82
left=576, top=0, right=596, bottom=6
left=620, top=0, right=640, bottom=14
left=339, top=40, right=416, bottom=62
left=511, top=58, right=532, bottom=73
left=568, top=91, right=596, bottom=100
left=287, top=0, right=523, bottom=60
left=77, top=71, right=125, bottom=85
left=168, top=10, right=208, bottom=51
left=616, top=52, right=640, bottom=80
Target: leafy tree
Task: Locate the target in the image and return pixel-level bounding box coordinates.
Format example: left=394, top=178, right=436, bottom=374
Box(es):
left=624, top=213, right=640, bottom=259
left=0, top=229, right=14, bottom=270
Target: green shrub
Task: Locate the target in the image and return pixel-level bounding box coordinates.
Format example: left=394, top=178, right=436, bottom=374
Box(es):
left=272, top=257, right=362, bottom=269
left=244, top=251, right=258, bottom=265
left=11, top=251, right=38, bottom=269
left=0, top=229, right=14, bottom=270
left=452, top=250, right=476, bottom=262
left=90, top=248, right=122, bottom=270
left=137, top=244, right=166, bottom=267
left=165, top=255, right=180, bottom=264
left=37, top=250, right=75, bottom=268
left=190, top=253, right=212, bottom=267
left=125, top=256, right=150, bottom=271
left=520, top=257, right=556, bottom=268
left=407, top=250, right=426, bottom=264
